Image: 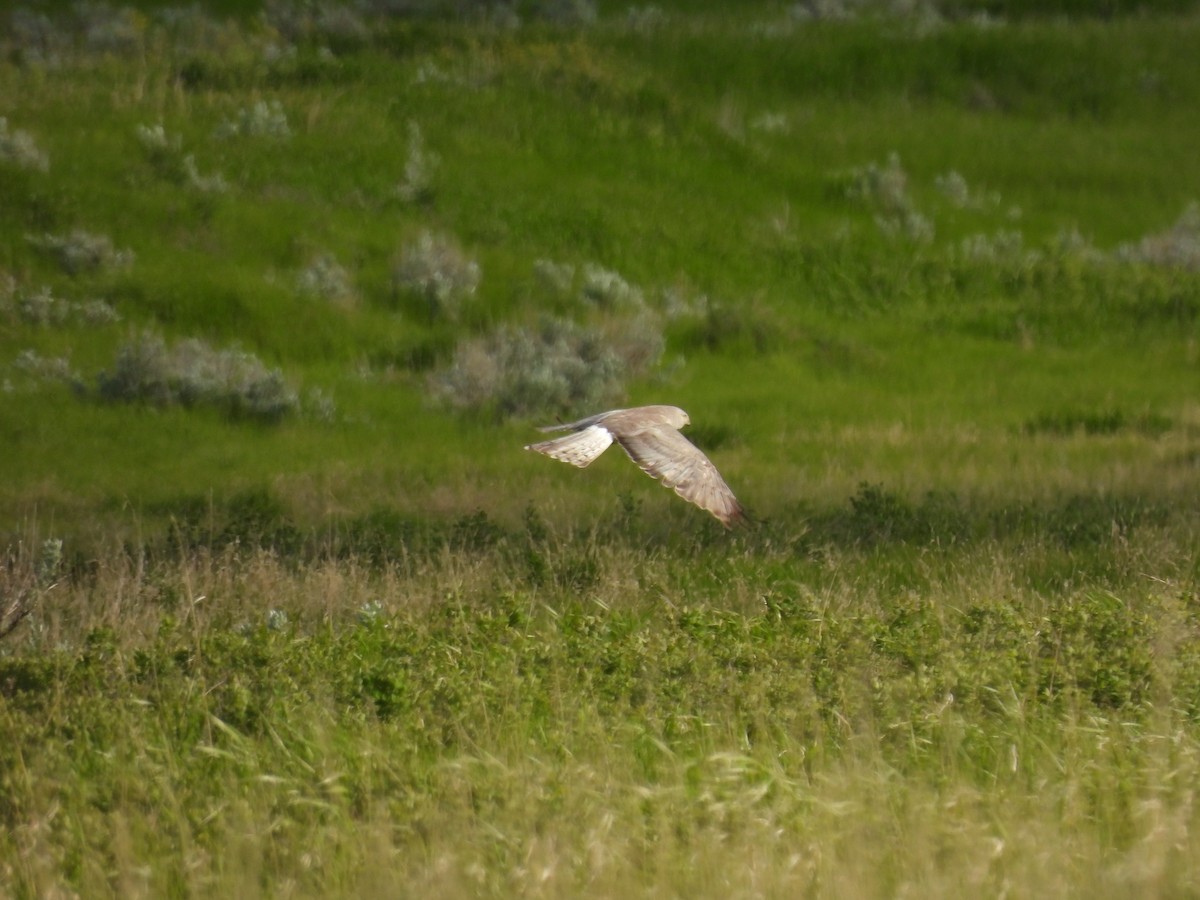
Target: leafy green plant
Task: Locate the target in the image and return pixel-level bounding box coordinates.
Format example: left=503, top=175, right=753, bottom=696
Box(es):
left=1038, top=591, right=1155, bottom=709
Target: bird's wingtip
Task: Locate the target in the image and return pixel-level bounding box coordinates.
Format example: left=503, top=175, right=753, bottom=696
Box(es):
left=722, top=504, right=754, bottom=530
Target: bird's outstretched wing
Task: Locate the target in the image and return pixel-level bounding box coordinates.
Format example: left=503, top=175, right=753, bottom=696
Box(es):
left=613, top=425, right=747, bottom=528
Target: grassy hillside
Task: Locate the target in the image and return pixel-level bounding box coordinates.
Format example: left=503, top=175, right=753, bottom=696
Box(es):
left=2, top=2, right=1199, bottom=897
left=3, top=1, right=1199, bottom=540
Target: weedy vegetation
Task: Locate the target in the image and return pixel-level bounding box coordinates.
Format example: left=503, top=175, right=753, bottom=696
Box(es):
left=2, top=0, right=1199, bottom=897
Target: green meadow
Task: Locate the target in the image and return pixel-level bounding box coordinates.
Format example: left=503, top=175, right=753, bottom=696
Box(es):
left=2, top=1, right=1199, bottom=896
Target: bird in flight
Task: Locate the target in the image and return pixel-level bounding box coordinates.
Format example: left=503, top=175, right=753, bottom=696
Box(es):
left=524, top=405, right=748, bottom=528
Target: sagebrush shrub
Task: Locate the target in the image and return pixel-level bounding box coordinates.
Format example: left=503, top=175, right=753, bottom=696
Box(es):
left=1049, top=227, right=1106, bottom=265
left=956, top=229, right=1029, bottom=265
left=297, top=253, right=356, bottom=307
left=844, top=153, right=933, bottom=242
left=580, top=263, right=644, bottom=309
left=533, top=259, right=577, bottom=296
left=788, top=0, right=946, bottom=24
left=5, top=9, right=68, bottom=67
left=0, top=117, right=50, bottom=172
left=1117, top=202, right=1200, bottom=272
left=136, top=121, right=229, bottom=193
left=74, top=2, right=145, bottom=54
left=935, top=170, right=971, bottom=207
left=9, top=286, right=67, bottom=326
left=845, top=153, right=910, bottom=212
left=154, top=6, right=243, bottom=53
left=392, top=231, right=480, bottom=322
left=395, top=121, right=438, bottom=204
left=264, top=0, right=370, bottom=45
left=97, top=331, right=299, bottom=421
left=182, top=154, right=229, bottom=194
left=625, top=6, right=669, bottom=32
left=432, top=318, right=623, bottom=417
left=429, top=254, right=669, bottom=417
left=13, top=349, right=78, bottom=385
left=27, top=230, right=134, bottom=276
left=305, top=386, right=337, bottom=422
left=749, top=111, right=790, bottom=134
left=933, top=170, right=1001, bottom=210
left=215, top=100, right=291, bottom=140
left=535, top=0, right=598, bottom=25
left=135, top=121, right=176, bottom=154
left=3, top=284, right=120, bottom=328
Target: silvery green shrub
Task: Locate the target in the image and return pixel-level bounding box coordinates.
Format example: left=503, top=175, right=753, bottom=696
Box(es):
left=432, top=313, right=663, bottom=418
left=215, top=100, right=291, bottom=140
left=432, top=318, right=622, bottom=417
left=0, top=117, right=50, bottom=172
left=580, top=263, right=644, bottom=309
left=844, top=152, right=933, bottom=243
left=75, top=1, right=145, bottom=54
left=27, top=230, right=134, bottom=275
left=395, top=121, right=438, bottom=204
left=1117, top=202, right=1200, bottom=272
left=934, top=170, right=1001, bottom=210
left=392, top=231, right=480, bottom=322
left=264, top=0, right=370, bottom=45
left=183, top=155, right=229, bottom=193
left=533, top=259, right=576, bottom=296
left=297, top=253, right=356, bottom=306
left=13, top=349, right=78, bottom=384
left=535, top=0, right=597, bottom=25
left=5, top=285, right=120, bottom=327
left=5, top=10, right=68, bottom=67
left=97, top=331, right=299, bottom=421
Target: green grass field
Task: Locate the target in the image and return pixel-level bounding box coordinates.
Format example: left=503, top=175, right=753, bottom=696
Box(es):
left=2, top=1, right=1200, bottom=896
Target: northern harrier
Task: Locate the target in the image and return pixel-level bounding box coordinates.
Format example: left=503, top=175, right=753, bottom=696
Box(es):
left=524, top=405, right=748, bottom=527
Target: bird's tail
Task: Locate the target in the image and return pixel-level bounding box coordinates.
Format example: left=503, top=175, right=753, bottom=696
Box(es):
left=525, top=425, right=614, bottom=467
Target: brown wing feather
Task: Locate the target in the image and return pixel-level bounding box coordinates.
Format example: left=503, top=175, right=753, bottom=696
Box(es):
left=613, top=426, right=747, bottom=528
